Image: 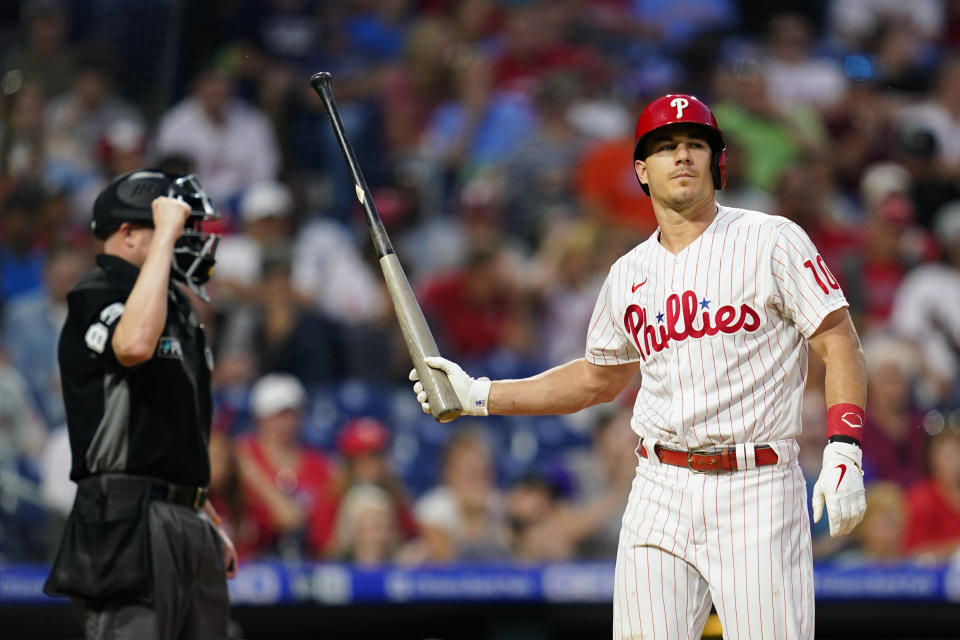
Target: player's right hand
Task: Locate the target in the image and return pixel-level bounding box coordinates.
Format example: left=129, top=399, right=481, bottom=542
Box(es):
left=409, top=356, right=491, bottom=416
left=151, top=196, right=191, bottom=239
left=812, top=441, right=866, bottom=537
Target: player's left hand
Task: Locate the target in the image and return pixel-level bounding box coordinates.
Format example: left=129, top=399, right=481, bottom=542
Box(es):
left=812, top=441, right=866, bottom=537
left=409, top=357, right=491, bottom=416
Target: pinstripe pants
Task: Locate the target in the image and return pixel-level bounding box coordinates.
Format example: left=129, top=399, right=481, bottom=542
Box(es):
left=613, top=439, right=814, bottom=639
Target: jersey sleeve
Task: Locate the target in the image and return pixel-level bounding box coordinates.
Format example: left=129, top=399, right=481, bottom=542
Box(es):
left=770, top=221, right=849, bottom=339
left=584, top=261, right=641, bottom=365
left=70, top=288, right=128, bottom=367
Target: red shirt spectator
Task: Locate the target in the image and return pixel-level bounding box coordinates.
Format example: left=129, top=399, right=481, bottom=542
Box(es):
left=235, top=373, right=340, bottom=558
left=420, top=243, right=526, bottom=360
left=903, top=430, right=960, bottom=561
left=335, top=417, right=419, bottom=540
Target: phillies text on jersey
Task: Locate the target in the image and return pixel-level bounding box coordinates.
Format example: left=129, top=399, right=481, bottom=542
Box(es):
left=585, top=206, right=848, bottom=448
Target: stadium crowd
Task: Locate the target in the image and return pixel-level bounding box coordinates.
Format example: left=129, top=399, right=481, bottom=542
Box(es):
left=1, top=0, right=959, bottom=569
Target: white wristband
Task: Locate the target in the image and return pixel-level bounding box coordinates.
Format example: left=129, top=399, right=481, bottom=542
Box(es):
left=469, top=378, right=492, bottom=416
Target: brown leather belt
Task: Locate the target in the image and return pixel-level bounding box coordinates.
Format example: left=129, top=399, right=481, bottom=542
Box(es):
left=640, top=444, right=778, bottom=473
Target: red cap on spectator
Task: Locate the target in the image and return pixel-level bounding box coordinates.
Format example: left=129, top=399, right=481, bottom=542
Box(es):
left=338, top=418, right=390, bottom=458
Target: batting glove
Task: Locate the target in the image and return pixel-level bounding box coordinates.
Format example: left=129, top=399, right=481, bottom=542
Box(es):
left=812, top=441, right=866, bottom=537
left=409, top=357, right=491, bottom=416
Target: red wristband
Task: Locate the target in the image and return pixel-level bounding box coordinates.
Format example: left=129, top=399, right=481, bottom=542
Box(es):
left=826, top=403, right=864, bottom=442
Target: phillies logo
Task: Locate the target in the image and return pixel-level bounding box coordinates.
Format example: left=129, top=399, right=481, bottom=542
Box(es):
left=624, top=290, right=761, bottom=361
left=670, top=97, right=689, bottom=119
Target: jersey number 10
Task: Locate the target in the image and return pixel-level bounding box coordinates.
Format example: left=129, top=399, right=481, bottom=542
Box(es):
left=802, top=255, right=840, bottom=295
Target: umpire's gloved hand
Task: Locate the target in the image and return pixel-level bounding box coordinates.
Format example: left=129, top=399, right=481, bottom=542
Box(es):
left=409, top=357, right=491, bottom=416
left=812, top=441, right=867, bottom=537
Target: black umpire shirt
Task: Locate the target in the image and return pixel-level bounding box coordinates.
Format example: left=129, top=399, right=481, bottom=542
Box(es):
left=58, top=254, right=213, bottom=487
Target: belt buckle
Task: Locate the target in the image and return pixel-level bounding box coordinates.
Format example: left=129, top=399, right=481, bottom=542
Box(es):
left=193, top=487, right=208, bottom=510
left=687, top=446, right=721, bottom=474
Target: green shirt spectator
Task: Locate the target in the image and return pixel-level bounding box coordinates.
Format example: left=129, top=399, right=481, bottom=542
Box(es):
left=713, top=99, right=826, bottom=192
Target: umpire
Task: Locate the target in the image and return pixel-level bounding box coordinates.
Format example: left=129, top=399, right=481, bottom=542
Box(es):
left=44, top=170, right=237, bottom=639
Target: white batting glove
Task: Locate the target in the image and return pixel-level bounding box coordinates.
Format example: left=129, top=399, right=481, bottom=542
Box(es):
left=408, top=357, right=491, bottom=416
left=812, top=441, right=866, bottom=537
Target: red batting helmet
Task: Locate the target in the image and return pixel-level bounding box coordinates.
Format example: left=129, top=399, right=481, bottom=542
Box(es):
left=633, top=94, right=727, bottom=196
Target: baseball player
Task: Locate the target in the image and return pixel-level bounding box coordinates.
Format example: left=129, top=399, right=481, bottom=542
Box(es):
left=411, top=94, right=867, bottom=638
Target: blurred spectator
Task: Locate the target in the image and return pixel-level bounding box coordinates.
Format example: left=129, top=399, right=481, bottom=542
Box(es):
left=0, top=354, right=48, bottom=560
left=3, top=246, right=88, bottom=426
left=829, top=0, right=945, bottom=50
left=527, top=220, right=606, bottom=367
left=213, top=180, right=294, bottom=306
left=864, top=19, right=938, bottom=94
left=154, top=65, right=280, bottom=209
left=380, top=15, right=453, bottom=155
left=771, top=163, right=857, bottom=271
left=762, top=13, right=849, bottom=112
left=217, top=256, right=346, bottom=386
left=38, top=423, right=72, bottom=517
left=1, top=0, right=74, bottom=99
left=899, top=56, right=960, bottom=177
left=331, top=484, right=405, bottom=566
left=898, top=128, right=960, bottom=229
left=903, top=428, right=960, bottom=563
left=714, top=136, right=774, bottom=212
left=629, top=0, right=739, bottom=46
left=44, top=48, right=143, bottom=183
left=254, top=0, right=323, bottom=64
left=562, top=407, right=638, bottom=559
left=823, top=80, right=900, bottom=192
left=503, top=73, right=587, bottom=248
left=859, top=336, right=928, bottom=487
left=491, top=2, right=588, bottom=95
left=234, top=373, right=340, bottom=559
left=839, top=191, right=916, bottom=331
left=413, top=427, right=510, bottom=562
left=835, top=482, right=908, bottom=565
left=0, top=354, right=45, bottom=463
left=713, top=64, right=827, bottom=191
left=336, top=417, right=418, bottom=540
left=207, top=430, right=261, bottom=561
left=575, top=128, right=657, bottom=236
left=0, top=82, right=47, bottom=182
left=70, top=118, right=149, bottom=228
left=889, top=202, right=960, bottom=406
left=420, top=240, right=531, bottom=362
left=506, top=470, right=576, bottom=561
left=0, top=181, right=47, bottom=304
left=291, top=219, right=386, bottom=325
left=419, top=53, right=535, bottom=192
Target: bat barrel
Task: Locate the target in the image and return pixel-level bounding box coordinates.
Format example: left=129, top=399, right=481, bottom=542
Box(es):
left=310, top=73, right=394, bottom=259
left=310, top=72, right=462, bottom=423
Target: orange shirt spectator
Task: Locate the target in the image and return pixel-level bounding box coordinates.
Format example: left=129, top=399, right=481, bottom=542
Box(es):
left=576, top=138, right=657, bottom=235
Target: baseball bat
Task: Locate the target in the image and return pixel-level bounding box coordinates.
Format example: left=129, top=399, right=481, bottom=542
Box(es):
left=309, top=71, right=462, bottom=423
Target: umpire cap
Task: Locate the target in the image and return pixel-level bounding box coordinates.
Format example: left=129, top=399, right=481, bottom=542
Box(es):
left=92, top=169, right=220, bottom=300
left=91, top=169, right=216, bottom=238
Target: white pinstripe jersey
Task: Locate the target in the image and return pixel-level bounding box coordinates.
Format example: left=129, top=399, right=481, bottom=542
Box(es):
left=585, top=206, right=848, bottom=447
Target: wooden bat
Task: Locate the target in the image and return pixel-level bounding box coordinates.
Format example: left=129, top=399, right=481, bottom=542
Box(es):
left=309, top=71, right=462, bottom=423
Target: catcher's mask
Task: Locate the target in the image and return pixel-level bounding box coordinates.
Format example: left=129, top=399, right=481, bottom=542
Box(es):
left=92, top=170, right=220, bottom=301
